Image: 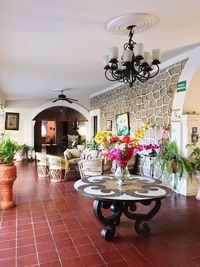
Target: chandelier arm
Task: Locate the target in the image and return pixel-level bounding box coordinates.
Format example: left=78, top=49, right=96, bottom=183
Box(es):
left=116, top=71, right=127, bottom=82
left=105, top=69, right=127, bottom=82
left=137, top=70, right=150, bottom=79
left=105, top=69, right=119, bottom=82
left=112, top=70, right=126, bottom=80
left=149, top=65, right=160, bottom=78
left=137, top=76, right=149, bottom=83
left=123, top=68, right=137, bottom=86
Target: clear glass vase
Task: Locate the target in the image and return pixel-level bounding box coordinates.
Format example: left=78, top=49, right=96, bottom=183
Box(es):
left=115, top=163, right=130, bottom=186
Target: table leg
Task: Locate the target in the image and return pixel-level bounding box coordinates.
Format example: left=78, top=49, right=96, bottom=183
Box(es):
left=93, top=200, right=123, bottom=241
left=123, top=198, right=161, bottom=235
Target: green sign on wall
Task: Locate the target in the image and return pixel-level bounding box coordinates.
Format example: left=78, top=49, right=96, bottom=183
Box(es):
left=176, top=80, right=187, bottom=92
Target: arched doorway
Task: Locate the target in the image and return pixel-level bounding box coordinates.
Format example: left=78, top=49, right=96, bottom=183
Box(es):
left=24, top=102, right=89, bottom=149
left=33, top=106, right=88, bottom=154
left=171, top=46, right=200, bottom=154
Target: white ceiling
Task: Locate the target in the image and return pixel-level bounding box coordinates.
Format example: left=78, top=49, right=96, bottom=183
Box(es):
left=0, top=0, right=200, bottom=108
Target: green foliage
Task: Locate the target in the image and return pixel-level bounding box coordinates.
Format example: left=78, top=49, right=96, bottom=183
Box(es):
left=187, top=144, right=200, bottom=172
left=0, top=136, right=22, bottom=164
left=156, top=140, right=193, bottom=180
left=84, top=137, right=99, bottom=150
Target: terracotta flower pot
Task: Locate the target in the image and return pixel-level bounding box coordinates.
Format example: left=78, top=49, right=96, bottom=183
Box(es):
left=0, top=164, right=17, bottom=209
left=171, top=159, right=177, bottom=173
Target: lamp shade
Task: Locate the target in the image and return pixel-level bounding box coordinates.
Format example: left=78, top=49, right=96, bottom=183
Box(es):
left=103, top=55, right=109, bottom=67
left=134, top=43, right=144, bottom=56
left=152, top=49, right=161, bottom=61
left=108, top=47, right=118, bottom=60
left=123, top=49, right=133, bottom=62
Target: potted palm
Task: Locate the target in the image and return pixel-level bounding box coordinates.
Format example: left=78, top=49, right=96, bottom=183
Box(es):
left=0, top=136, right=22, bottom=209
left=156, top=140, right=193, bottom=191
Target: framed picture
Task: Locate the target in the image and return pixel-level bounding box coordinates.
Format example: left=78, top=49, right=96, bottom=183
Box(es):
left=106, top=120, right=112, bottom=131
left=5, top=112, right=19, bottom=130
left=116, top=112, right=130, bottom=136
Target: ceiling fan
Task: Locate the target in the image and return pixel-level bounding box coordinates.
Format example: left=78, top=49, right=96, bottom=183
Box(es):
left=50, top=88, right=78, bottom=104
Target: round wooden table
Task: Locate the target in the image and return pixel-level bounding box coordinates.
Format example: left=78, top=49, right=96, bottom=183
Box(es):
left=74, top=174, right=172, bottom=241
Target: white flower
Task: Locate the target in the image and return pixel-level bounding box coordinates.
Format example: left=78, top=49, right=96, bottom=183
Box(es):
left=119, top=143, right=126, bottom=150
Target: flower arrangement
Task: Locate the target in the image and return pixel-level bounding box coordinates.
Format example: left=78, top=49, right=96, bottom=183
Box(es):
left=95, top=123, right=159, bottom=168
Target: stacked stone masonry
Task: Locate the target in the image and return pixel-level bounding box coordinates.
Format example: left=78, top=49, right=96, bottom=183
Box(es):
left=90, top=59, right=188, bottom=177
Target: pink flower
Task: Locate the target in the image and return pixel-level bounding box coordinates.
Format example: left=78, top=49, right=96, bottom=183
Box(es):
left=96, top=130, right=160, bottom=168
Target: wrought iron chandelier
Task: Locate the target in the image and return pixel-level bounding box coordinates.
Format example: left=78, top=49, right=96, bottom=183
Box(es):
left=103, top=25, right=161, bottom=87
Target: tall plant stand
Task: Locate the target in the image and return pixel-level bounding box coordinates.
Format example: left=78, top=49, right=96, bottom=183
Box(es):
left=195, top=172, right=200, bottom=200
left=0, top=164, right=17, bottom=209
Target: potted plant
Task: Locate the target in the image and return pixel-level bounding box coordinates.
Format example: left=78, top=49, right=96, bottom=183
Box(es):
left=187, top=144, right=200, bottom=200
left=84, top=137, right=100, bottom=159
left=0, top=135, right=22, bottom=209
left=156, top=140, right=193, bottom=191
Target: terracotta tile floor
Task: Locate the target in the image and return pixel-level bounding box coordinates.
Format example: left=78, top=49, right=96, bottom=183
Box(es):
left=1, top=162, right=200, bottom=267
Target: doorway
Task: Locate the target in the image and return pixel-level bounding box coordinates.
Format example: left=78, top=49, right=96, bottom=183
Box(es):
left=33, top=106, right=87, bottom=154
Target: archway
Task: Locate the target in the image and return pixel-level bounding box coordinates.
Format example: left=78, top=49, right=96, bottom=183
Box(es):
left=170, top=47, right=200, bottom=151
left=24, top=102, right=90, bottom=147
left=33, top=106, right=88, bottom=153
left=172, top=46, right=200, bottom=114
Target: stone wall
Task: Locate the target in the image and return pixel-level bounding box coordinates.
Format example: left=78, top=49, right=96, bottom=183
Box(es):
left=91, top=60, right=187, bottom=142
left=90, top=59, right=188, bottom=177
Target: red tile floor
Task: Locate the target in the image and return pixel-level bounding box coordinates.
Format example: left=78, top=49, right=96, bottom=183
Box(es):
left=1, top=161, right=200, bottom=267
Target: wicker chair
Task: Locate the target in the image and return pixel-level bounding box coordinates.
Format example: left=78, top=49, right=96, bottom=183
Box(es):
left=35, top=152, right=49, bottom=178
left=102, top=159, right=112, bottom=174
left=78, top=159, right=103, bottom=179
left=47, top=155, right=69, bottom=182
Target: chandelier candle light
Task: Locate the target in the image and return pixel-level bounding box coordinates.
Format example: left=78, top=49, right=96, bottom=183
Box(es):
left=103, top=25, right=161, bottom=87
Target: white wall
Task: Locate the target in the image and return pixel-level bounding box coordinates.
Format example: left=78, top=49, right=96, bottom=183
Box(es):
left=183, top=66, right=200, bottom=114
left=4, top=107, right=33, bottom=145
left=4, top=102, right=90, bottom=146
left=170, top=47, right=200, bottom=196
left=172, top=46, right=200, bottom=114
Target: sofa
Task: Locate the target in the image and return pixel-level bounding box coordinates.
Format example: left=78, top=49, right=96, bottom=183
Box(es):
left=64, top=147, right=136, bottom=173
left=63, top=148, right=81, bottom=165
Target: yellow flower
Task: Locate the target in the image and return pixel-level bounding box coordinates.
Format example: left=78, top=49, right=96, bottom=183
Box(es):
left=95, top=131, right=115, bottom=144
left=141, top=123, right=148, bottom=130
left=134, top=130, right=144, bottom=139
left=132, top=123, right=148, bottom=140
left=95, top=122, right=148, bottom=148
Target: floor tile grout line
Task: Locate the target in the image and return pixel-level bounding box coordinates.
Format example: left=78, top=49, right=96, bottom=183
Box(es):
left=16, top=169, right=136, bottom=265
left=57, top=182, right=104, bottom=265
left=0, top=209, right=4, bottom=228
left=70, top=192, right=153, bottom=267
left=4, top=162, right=200, bottom=267
left=40, top=192, right=65, bottom=267
left=116, top=242, right=154, bottom=267
left=68, top=201, right=114, bottom=266
left=29, top=198, right=40, bottom=267
left=47, top=182, right=103, bottom=266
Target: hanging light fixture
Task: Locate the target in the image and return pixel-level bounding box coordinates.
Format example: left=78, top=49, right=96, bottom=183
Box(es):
left=103, top=25, right=161, bottom=87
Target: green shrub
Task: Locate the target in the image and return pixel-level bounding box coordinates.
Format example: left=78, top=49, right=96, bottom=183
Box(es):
left=0, top=136, right=22, bottom=164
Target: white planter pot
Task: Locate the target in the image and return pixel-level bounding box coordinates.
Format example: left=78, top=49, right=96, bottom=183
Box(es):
left=88, top=150, right=98, bottom=159
left=195, top=171, right=200, bottom=200
left=14, top=152, right=23, bottom=161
